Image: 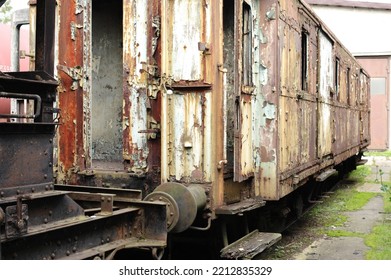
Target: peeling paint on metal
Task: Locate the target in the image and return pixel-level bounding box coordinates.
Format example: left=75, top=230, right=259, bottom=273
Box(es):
left=166, top=0, right=203, bottom=81
left=75, top=0, right=83, bottom=15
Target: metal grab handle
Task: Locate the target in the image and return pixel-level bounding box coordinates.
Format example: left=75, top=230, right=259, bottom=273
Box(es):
left=0, top=91, right=42, bottom=119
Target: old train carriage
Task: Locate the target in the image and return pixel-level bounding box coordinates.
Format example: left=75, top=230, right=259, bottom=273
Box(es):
left=54, top=0, right=370, bottom=257
left=0, top=0, right=370, bottom=259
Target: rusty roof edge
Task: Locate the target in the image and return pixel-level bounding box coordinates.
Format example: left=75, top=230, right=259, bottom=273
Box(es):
left=305, top=0, right=391, bottom=11
left=297, top=0, right=369, bottom=75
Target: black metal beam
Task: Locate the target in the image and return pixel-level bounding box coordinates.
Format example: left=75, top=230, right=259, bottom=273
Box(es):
left=35, top=0, right=56, bottom=75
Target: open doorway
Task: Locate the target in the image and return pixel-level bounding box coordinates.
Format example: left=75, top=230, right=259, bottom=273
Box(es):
left=223, top=0, right=235, bottom=177
left=91, top=0, right=123, bottom=169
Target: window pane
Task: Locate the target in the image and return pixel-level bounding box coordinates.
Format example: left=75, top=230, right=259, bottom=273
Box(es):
left=370, top=77, right=386, bottom=95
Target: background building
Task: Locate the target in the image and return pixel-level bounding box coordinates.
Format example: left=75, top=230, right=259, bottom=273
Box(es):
left=308, top=0, right=391, bottom=150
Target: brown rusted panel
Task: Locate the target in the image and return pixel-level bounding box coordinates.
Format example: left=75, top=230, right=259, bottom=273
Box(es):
left=259, top=0, right=371, bottom=201
left=57, top=0, right=85, bottom=184
left=256, top=0, right=279, bottom=200
left=145, top=1, right=162, bottom=187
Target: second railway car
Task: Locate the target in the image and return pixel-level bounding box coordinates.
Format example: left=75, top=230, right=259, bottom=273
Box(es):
left=0, top=0, right=370, bottom=259
left=55, top=0, right=370, bottom=258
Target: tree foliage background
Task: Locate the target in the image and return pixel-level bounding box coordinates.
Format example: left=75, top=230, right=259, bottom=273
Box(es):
left=0, top=0, right=13, bottom=24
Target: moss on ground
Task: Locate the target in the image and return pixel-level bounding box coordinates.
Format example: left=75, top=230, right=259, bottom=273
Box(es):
left=259, top=161, right=390, bottom=260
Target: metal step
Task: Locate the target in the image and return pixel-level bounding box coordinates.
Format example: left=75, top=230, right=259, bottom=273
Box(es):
left=215, top=198, right=266, bottom=215
left=220, top=230, right=281, bottom=259
left=316, top=168, right=337, bottom=182
left=357, top=159, right=368, bottom=166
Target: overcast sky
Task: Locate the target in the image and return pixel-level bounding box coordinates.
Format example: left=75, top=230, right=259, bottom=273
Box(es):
left=9, top=0, right=29, bottom=11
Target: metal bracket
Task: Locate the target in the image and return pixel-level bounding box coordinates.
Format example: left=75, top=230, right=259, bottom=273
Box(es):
left=57, top=65, right=83, bottom=90
left=5, top=197, right=29, bottom=238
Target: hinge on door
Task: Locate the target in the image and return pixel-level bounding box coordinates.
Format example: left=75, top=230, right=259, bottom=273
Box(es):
left=138, top=115, right=160, bottom=139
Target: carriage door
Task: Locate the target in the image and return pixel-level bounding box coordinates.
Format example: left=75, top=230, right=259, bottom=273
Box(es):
left=224, top=0, right=254, bottom=182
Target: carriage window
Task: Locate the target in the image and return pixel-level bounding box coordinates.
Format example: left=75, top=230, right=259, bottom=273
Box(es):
left=242, top=2, right=252, bottom=86
left=335, top=58, right=340, bottom=99
left=370, top=77, right=386, bottom=95
left=347, top=67, right=351, bottom=104
left=301, top=29, right=309, bottom=91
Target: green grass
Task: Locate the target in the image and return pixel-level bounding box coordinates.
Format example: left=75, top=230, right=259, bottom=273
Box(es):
left=307, top=187, right=376, bottom=229
left=364, top=189, right=391, bottom=259
left=360, top=162, right=391, bottom=259
left=343, top=191, right=377, bottom=211
left=365, top=221, right=391, bottom=259
left=263, top=156, right=391, bottom=260
left=347, top=165, right=372, bottom=183
left=384, top=193, right=391, bottom=213
left=325, top=229, right=366, bottom=238
left=364, top=151, right=391, bottom=158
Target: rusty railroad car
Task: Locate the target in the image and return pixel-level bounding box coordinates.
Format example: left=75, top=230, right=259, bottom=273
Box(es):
left=0, top=0, right=370, bottom=259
